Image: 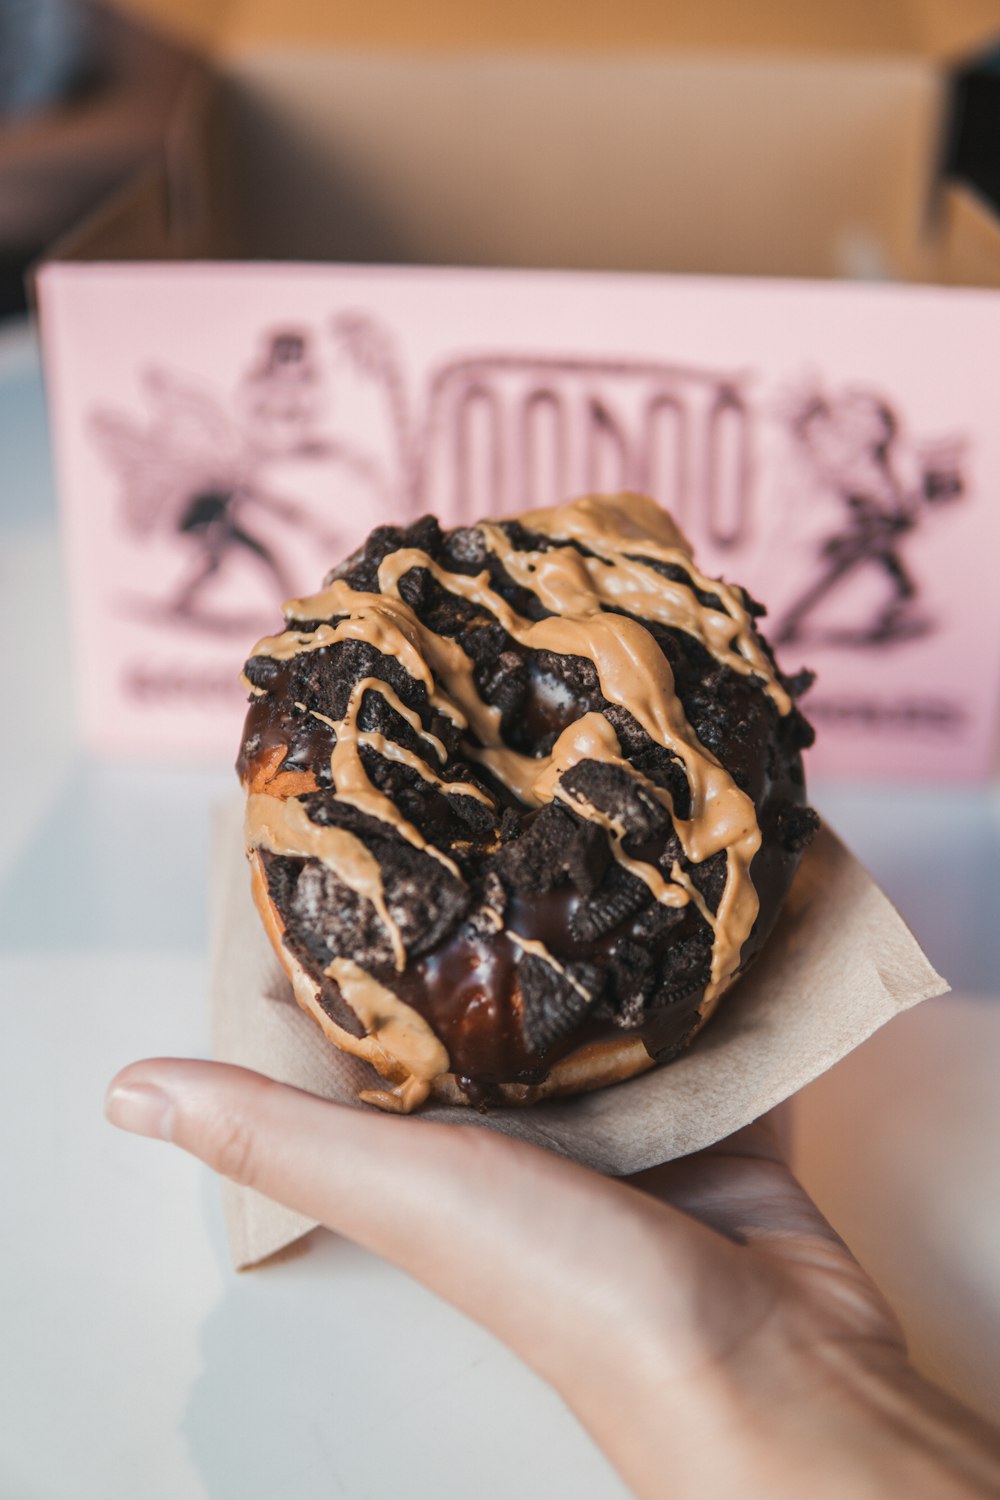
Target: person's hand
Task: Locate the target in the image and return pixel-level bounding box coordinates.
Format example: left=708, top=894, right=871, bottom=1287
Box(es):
left=105, top=1060, right=1000, bottom=1499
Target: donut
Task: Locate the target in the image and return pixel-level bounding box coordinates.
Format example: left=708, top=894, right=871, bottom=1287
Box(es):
left=236, top=492, right=818, bottom=1112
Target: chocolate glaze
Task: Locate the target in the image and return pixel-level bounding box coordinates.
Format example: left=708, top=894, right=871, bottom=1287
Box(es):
left=384, top=755, right=800, bottom=1093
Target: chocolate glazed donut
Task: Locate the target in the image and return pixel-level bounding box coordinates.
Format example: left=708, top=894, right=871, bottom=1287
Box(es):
left=237, top=493, right=818, bottom=1112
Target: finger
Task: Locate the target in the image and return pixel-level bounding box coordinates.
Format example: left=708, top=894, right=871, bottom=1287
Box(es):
left=105, top=1058, right=741, bottom=1391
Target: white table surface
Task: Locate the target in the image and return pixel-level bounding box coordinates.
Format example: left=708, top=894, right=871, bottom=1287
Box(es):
left=2, top=317, right=998, bottom=1498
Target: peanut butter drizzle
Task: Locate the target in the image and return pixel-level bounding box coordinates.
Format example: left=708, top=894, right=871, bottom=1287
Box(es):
left=524, top=491, right=697, bottom=554
left=531, top=713, right=688, bottom=905
left=245, top=791, right=407, bottom=972
left=376, top=501, right=765, bottom=1006
left=359, top=730, right=494, bottom=805
left=248, top=495, right=784, bottom=1048
left=301, top=679, right=492, bottom=808
left=669, top=860, right=717, bottom=929
left=245, top=588, right=489, bottom=996
left=301, top=678, right=450, bottom=764
left=301, top=677, right=463, bottom=879
left=480, top=493, right=791, bottom=715
left=325, top=957, right=449, bottom=1112
left=257, top=581, right=468, bottom=731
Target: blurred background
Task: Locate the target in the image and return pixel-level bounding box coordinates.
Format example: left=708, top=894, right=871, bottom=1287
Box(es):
left=1, top=0, right=1000, bottom=318
left=0, top=0, right=194, bottom=317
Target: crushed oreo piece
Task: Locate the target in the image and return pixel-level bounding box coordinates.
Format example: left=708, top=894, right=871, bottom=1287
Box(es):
left=776, top=800, right=821, bottom=854
left=568, top=862, right=650, bottom=943
left=516, top=950, right=597, bottom=1055
left=559, top=759, right=669, bottom=845
left=603, top=938, right=657, bottom=1028
left=493, top=802, right=611, bottom=897
left=293, top=794, right=471, bottom=963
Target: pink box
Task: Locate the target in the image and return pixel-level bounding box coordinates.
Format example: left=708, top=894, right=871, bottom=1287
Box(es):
left=38, top=262, right=1000, bottom=776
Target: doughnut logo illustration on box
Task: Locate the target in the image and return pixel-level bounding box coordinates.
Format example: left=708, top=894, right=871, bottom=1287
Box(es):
left=773, top=388, right=964, bottom=652
left=39, top=263, right=995, bottom=772
left=92, top=312, right=964, bottom=660
left=94, top=320, right=765, bottom=635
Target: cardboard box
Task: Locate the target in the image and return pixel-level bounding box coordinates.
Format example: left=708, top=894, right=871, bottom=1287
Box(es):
left=0, top=1, right=193, bottom=313
left=36, top=0, right=1000, bottom=775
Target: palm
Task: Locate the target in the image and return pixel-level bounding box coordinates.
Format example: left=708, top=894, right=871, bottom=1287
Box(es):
left=629, top=1117, right=905, bottom=1374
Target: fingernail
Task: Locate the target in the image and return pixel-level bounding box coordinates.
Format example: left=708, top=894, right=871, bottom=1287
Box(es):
left=105, top=1082, right=175, bottom=1141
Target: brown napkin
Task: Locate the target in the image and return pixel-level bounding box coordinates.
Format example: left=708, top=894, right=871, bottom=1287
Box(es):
left=210, top=798, right=946, bottom=1269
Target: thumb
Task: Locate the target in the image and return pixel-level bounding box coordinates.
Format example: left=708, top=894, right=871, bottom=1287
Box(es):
left=105, top=1058, right=737, bottom=1395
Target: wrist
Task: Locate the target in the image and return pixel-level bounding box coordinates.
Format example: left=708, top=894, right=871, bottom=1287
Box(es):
left=692, top=1342, right=1000, bottom=1500
left=574, top=1318, right=1000, bottom=1500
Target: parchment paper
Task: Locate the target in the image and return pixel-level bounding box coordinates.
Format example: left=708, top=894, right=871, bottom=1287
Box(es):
left=210, top=798, right=947, bottom=1269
